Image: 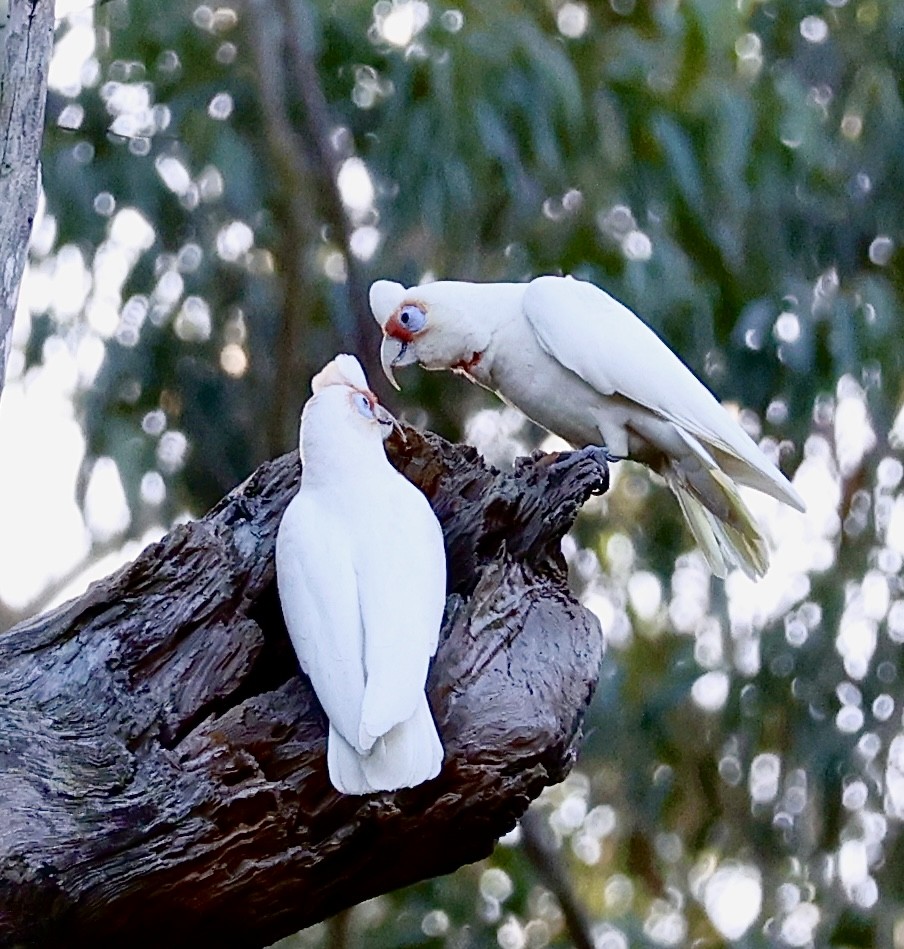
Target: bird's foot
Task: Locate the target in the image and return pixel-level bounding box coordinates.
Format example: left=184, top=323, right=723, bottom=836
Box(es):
left=579, top=445, right=618, bottom=495
left=523, top=444, right=615, bottom=496
left=583, top=445, right=623, bottom=466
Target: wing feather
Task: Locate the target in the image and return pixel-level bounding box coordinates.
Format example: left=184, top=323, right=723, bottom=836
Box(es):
left=361, top=694, right=444, bottom=790
left=275, top=492, right=369, bottom=752
left=356, top=473, right=447, bottom=743
left=522, top=276, right=804, bottom=510
left=327, top=723, right=373, bottom=795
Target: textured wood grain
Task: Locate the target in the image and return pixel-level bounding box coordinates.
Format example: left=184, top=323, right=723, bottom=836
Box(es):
left=0, top=428, right=606, bottom=947
left=0, top=0, right=55, bottom=396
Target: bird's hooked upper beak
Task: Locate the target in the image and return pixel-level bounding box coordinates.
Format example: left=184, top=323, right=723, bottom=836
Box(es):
left=374, top=400, right=405, bottom=442
left=380, top=335, right=418, bottom=391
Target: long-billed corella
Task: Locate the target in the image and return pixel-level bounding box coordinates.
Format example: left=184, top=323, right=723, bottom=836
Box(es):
left=371, top=275, right=804, bottom=580
left=275, top=354, right=446, bottom=794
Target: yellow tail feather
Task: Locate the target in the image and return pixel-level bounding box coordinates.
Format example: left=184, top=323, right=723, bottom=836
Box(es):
left=668, top=468, right=769, bottom=580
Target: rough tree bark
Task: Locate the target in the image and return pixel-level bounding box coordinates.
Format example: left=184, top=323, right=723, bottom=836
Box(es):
left=0, top=428, right=606, bottom=947
left=0, top=0, right=55, bottom=396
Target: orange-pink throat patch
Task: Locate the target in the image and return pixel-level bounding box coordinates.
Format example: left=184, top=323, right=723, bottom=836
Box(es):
left=453, top=351, right=483, bottom=374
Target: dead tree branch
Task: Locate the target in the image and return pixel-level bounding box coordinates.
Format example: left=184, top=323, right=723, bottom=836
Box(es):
left=0, top=429, right=605, bottom=947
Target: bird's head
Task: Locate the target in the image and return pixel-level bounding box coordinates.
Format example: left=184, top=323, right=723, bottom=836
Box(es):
left=370, top=279, right=491, bottom=390
left=301, top=355, right=399, bottom=467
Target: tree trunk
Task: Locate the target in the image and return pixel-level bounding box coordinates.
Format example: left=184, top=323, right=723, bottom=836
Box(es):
left=0, top=428, right=606, bottom=948
left=0, top=0, right=55, bottom=396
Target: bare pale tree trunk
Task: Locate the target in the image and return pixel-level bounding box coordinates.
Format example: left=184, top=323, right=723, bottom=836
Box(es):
left=0, top=427, right=606, bottom=947
left=0, top=0, right=54, bottom=397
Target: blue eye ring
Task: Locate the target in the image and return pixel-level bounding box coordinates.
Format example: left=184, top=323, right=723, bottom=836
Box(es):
left=398, top=304, right=426, bottom=333
left=353, top=391, right=374, bottom=419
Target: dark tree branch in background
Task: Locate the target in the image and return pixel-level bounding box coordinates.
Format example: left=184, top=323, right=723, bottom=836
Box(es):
left=0, top=428, right=605, bottom=947
left=0, top=0, right=55, bottom=398
left=243, top=0, right=385, bottom=458
left=278, top=0, right=385, bottom=392
left=244, top=1, right=321, bottom=458
left=519, top=808, right=596, bottom=949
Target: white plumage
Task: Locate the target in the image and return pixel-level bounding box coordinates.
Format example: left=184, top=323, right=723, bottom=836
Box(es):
left=371, top=276, right=805, bottom=580
left=275, top=354, right=446, bottom=794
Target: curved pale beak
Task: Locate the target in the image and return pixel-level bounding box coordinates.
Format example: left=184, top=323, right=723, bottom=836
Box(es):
left=379, top=336, right=417, bottom=391
left=374, top=402, right=405, bottom=442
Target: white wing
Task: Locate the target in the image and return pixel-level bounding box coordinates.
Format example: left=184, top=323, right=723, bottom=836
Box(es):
left=327, top=724, right=373, bottom=795
left=355, top=471, right=447, bottom=745
left=275, top=491, right=370, bottom=753
left=523, top=276, right=804, bottom=510
left=361, top=694, right=444, bottom=791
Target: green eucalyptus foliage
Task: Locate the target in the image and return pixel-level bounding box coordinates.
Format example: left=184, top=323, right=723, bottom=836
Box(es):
left=29, top=0, right=904, bottom=945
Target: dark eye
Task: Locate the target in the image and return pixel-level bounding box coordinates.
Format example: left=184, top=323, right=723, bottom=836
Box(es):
left=398, top=304, right=426, bottom=332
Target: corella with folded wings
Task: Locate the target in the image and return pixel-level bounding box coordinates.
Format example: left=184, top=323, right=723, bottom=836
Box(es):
left=371, top=275, right=804, bottom=580
left=276, top=354, right=446, bottom=794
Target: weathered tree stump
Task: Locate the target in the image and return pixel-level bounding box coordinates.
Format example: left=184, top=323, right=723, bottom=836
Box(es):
left=0, top=428, right=605, bottom=947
